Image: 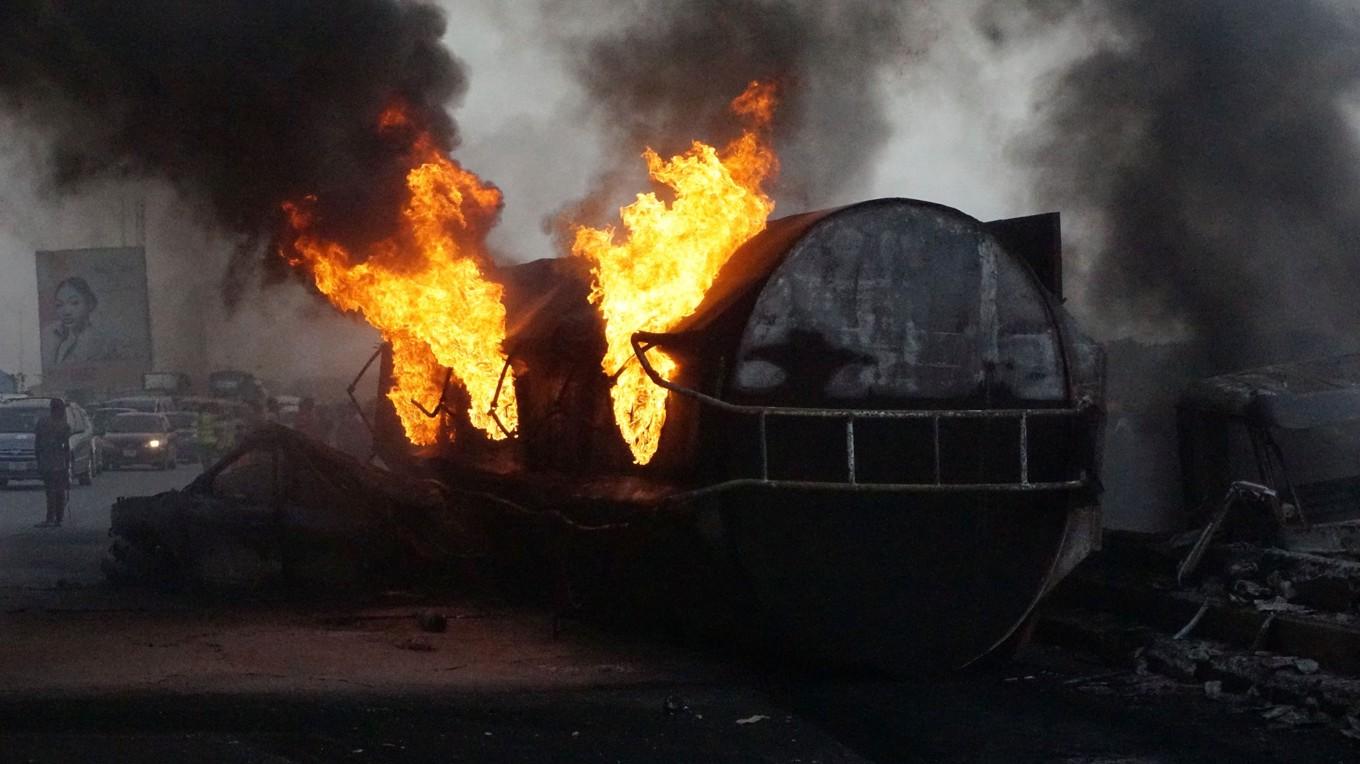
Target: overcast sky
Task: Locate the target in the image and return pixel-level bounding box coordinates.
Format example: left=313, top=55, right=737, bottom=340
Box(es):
left=0, top=0, right=1088, bottom=385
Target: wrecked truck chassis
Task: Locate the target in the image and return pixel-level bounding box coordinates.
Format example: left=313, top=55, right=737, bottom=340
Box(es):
left=1180, top=354, right=1360, bottom=531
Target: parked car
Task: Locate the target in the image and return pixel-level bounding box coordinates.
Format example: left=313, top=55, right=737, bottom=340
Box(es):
left=164, top=411, right=200, bottom=464
left=102, top=413, right=178, bottom=470
left=0, top=397, right=98, bottom=487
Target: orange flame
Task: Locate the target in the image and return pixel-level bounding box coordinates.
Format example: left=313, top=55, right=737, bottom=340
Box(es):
left=572, top=81, right=779, bottom=464
left=283, top=106, right=518, bottom=446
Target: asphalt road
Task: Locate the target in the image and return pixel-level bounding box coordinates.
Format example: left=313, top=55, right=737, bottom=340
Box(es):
left=0, top=467, right=1356, bottom=762
left=0, top=463, right=199, bottom=592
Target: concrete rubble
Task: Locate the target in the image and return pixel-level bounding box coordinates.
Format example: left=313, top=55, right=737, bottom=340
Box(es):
left=1040, top=518, right=1360, bottom=744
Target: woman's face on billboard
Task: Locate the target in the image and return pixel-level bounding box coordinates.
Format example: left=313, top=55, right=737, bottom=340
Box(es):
left=55, top=284, right=91, bottom=328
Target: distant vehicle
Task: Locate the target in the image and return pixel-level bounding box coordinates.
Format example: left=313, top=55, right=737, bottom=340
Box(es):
left=143, top=371, right=192, bottom=396
left=88, top=406, right=137, bottom=468
left=175, top=396, right=255, bottom=421
left=164, top=411, right=200, bottom=464
left=273, top=395, right=301, bottom=426
left=88, top=407, right=137, bottom=436
left=208, top=370, right=267, bottom=409
left=0, top=397, right=97, bottom=487
left=102, top=413, right=178, bottom=470
left=101, top=395, right=175, bottom=414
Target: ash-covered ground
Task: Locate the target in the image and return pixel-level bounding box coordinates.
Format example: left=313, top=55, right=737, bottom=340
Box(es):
left=1, top=469, right=1356, bottom=763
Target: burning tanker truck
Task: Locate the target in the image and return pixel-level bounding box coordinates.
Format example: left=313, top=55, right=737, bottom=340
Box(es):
left=357, top=199, right=1105, bottom=672
left=282, top=83, right=1105, bottom=672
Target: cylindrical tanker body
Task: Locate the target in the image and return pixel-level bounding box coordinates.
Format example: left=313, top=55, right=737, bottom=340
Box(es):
left=652, top=199, right=1103, bottom=670
left=373, top=198, right=1104, bottom=673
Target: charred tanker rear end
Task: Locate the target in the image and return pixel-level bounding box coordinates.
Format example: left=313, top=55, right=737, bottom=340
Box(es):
left=373, top=198, right=1105, bottom=672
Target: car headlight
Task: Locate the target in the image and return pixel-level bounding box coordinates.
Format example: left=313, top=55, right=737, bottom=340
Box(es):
left=147, top=439, right=162, bottom=448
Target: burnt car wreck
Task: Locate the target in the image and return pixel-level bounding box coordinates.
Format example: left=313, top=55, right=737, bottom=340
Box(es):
left=104, top=425, right=476, bottom=591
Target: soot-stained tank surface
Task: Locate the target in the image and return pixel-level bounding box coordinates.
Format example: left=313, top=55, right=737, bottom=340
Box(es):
left=679, top=199, right=1102, bottom=672
left=731, top=200, right=1077, bottom=404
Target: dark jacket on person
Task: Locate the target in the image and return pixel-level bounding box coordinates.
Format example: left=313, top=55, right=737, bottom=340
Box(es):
left=34, top=414, right=71, bottom=474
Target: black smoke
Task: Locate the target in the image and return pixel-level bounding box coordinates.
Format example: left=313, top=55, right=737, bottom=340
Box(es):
left=1007, top=0, right=1360, bottom=370
left=0, top=0, right=470, bottom=303
left=545, top=0, right=917, bottom=236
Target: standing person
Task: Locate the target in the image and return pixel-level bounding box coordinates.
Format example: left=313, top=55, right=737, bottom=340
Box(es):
left=194, top=409, right=218, bottom=466
left=217, top=413, right=240, bottom=458
left=293, top=397, right=321, bottom=440
left=34, top=398, right=71, bottom=528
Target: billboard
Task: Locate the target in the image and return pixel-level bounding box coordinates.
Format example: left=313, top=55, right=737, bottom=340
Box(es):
left=35, top=247, right=153, bottom=392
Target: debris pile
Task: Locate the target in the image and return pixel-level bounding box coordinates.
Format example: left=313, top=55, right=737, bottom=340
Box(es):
left=1042, top=509, right=1360, bottom=741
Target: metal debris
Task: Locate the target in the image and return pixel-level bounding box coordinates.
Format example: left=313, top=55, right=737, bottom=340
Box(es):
left=1174, top=601, right=1211, bottom=640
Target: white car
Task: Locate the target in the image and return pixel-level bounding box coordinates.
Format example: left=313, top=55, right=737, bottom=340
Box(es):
left=0, top=397, right=98, bottom=487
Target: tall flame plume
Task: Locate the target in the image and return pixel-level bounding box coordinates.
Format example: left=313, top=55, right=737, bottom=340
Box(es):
left=283, top=106, right=518, bottom=446
left=572, top=81, right=779, bottom=464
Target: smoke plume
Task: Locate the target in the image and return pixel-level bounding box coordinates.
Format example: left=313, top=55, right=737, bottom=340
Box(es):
left=546, top=0, right=917, bottom=235
left=0, top=0, right=470, bottom=303
left=1005, top=0, right=1360, bottom=369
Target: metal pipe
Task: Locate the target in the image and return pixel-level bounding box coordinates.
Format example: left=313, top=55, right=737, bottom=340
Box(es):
left=933, top=416, right=942, bottom=485
left=345, top=346, right=383, bottom=442
left=664, top=474, right=1091, bottom=505
left=632, top=333, right=1087, bottom=421
left=630, top=332, right=1092, bottom=497
left=846, top=415, right=857, bottom=484
left=412, top=368, right=454, bottom=418
left=758, top=411, right=769, bottom=481
left=487, top=356, right=516, bottom=440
